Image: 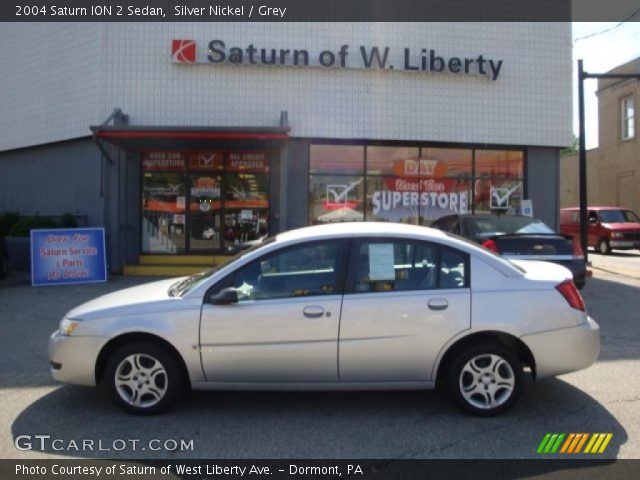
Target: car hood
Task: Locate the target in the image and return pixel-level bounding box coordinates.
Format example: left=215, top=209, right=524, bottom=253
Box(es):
left=508, top=259, right=573, bottom=283
left=65, top=277, right=187, bottom=320
left=602, top=222, right=640, bottom=231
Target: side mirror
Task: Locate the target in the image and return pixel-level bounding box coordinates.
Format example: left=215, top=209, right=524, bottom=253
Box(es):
left=588, top=217, right=598, bottom=225
left=208, top=287, right=238, bottom=305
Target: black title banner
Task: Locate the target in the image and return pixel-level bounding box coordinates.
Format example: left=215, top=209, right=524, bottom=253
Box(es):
left=2, top=460, right=640, bottom=480
left=1, top=0, right=640, bottom=22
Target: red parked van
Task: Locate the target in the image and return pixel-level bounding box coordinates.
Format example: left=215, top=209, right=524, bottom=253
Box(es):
left=560, top=207, right=640, bottom=254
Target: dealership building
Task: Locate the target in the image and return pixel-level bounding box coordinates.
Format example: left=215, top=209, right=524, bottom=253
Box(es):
left=0, top=23, right=572, bottom=273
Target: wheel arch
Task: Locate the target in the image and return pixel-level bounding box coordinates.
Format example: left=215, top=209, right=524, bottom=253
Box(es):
left=95, top=332, right=191, bottom=388
left=434, top=330, right=536, bottom=383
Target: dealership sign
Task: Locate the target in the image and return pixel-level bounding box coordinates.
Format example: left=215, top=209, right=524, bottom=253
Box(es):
left=31, top=228, right=107, bottom=286
left=172, top=40, right=504, bottom=80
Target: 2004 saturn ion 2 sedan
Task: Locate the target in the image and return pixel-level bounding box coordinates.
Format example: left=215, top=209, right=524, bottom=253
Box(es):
left=49, top=223, right=600, bottom=416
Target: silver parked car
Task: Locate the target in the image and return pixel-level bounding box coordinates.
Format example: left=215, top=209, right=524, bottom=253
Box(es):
left=49, top=223, right=600, bottom=416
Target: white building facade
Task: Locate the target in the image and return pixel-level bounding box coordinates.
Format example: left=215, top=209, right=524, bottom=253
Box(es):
left=0, top=22, right=572, bottom=269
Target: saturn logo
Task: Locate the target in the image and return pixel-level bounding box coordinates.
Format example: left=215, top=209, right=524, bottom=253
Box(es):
left=172, top=40, right=196, bottom=63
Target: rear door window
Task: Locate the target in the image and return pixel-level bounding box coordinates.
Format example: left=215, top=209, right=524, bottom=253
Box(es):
left=348, top=238, right=469, bottom=293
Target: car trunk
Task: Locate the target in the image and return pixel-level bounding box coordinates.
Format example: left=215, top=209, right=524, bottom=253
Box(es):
left=490, top=234, right=574, bottom=257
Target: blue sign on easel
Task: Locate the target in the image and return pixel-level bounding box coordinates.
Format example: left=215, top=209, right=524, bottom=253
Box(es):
left=30, top=228, right=107, bottom=286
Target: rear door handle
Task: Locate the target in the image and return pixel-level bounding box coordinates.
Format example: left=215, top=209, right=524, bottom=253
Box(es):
left=428, top=298, right=449, bottom=311
left=303, top=305, right=325, bottom=318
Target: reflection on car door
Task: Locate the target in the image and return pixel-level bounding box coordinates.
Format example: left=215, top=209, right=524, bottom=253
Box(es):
left=339, top=238, right=471, bottom=382
left=199, top=239, right=349, bottom=382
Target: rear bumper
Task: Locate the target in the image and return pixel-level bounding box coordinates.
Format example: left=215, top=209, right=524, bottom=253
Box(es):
left=522, top=316, right=600, bottom=379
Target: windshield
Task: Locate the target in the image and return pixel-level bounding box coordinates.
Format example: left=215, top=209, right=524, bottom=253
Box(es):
left=466, top=215, right=554, bottom=235
left=599, top=209, right=640, bottom=223
left=168, top=237, right=275, bottom=297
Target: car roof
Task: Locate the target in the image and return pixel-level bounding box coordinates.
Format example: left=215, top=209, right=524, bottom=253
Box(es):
left=276, top=222, right=449, bottom=242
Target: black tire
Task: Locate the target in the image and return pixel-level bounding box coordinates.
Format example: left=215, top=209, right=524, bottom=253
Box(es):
left=446, top=344, right=523, bottom=416
left=0, top=253, right=7, bottom=279
left=597, top=238, right=611, bottom=255
left=104, top=342, right=184, bottom=415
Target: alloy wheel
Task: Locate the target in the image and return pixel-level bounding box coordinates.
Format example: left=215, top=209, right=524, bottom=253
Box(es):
left=458, top=353, right=516, bottom=410
left=114, top=353, right=168, bottom=408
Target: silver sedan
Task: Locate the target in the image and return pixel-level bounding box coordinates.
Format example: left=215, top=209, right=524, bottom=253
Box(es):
left=49, top=223, right=600, bottom=416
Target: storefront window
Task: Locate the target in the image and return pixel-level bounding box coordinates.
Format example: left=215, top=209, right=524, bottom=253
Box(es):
left=365, top=147, right=420, bottom=223
left=309, top=145, right=365, bottom=224
left=309, top=175, right=365, bottom=224
left=310, top=145, right=364, bottom=175
left=309, top=144, right=523, bottom=225
left=142, top=171, right=187, bottom=254
left=189, top=174, right=222, bottom=252
left=416, top=148, right=472, bottom=223
left=474, top=150, right=524, bottom=214
left=223, top=152, right=270, bottom=250
left=141, top=151, right=270, bottom=254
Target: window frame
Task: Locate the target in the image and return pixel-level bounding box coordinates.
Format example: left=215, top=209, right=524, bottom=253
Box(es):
left=621, top=94, right=635, bottom=141
left=343, top=237, right=470, bottom=294
left=205, top=238, right=352, bottom=302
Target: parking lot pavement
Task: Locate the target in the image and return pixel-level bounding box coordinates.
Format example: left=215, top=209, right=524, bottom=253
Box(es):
left=1, top=268, right=639, bottom=460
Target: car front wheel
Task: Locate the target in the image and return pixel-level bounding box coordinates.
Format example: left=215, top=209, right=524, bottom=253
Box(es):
left=447, top=345, right=522, bottom=416
left=104, top=342, right=184, bottom=415
left=597, top=238, right=611, bottom=255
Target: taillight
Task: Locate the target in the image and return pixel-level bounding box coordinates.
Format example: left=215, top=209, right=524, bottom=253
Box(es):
left=572, top=238, right=583, bottom=256
left=482, top=239, right=499, bottom=253
left=555, top=279, right=586, bottom=312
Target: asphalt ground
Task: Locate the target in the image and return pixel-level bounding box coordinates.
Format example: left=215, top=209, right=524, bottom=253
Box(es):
left=1, top=250, right=639, bottom=460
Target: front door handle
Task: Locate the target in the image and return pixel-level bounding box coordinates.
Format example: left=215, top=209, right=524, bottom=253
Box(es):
left=303, top=305, right=325, bottom=318
left=428, top=298, right=449, bottom=311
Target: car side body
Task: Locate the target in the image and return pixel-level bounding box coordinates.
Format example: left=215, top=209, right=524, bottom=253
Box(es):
left=49, top=222, right=599, bottom=415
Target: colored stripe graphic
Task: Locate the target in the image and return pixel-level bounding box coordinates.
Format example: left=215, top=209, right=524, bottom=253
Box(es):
left=538, top=433, right=613, bottom=454
left=585, top=433, right=613, bottom=454
left=559, top=433, right=575, bottom=453
left=574, top=433, right=589, bottom=453
left=537, top=433, right=565, bottom=454
left=537, top=434, right=552, bottom=454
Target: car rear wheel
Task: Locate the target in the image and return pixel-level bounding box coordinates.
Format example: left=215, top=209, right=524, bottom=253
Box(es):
left=446, top=344, right=522, bottom=416
left=104, top=342, right=183, bottom=415
left=597, top=238, right=611, bottom=255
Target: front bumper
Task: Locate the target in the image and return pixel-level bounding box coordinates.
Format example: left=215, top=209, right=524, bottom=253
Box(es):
left=49, top=331, right=108, bottom=386
left=522, top=316, right=600, bottom=379
left=610, top=240, right=640, bottom=249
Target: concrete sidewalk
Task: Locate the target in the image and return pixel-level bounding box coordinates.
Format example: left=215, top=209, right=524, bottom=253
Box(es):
left=588, top=250, right=640, bottom=279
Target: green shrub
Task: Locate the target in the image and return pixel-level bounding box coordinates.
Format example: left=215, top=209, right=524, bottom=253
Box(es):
left=8, top=216, right=59, bottom=237
left=0, top=211, right=21, bottom=237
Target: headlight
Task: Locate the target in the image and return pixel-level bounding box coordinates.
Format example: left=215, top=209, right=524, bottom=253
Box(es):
left=610, top=232, right=624, bottom=239
left=59, top=318, right=81, bottom=336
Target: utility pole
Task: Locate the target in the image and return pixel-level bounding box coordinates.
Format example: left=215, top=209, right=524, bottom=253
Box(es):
left=576, top=61, right=640, bottom=263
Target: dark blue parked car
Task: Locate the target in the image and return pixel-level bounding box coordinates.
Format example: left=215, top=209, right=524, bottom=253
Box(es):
left=431, top=214, right=587, bottom=289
